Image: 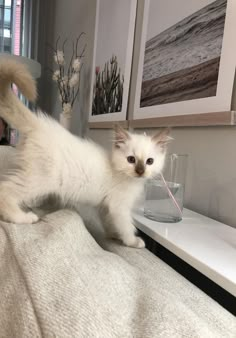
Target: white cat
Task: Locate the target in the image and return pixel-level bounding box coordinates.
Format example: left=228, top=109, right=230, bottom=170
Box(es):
left=0, top=60, right=171, bottom=248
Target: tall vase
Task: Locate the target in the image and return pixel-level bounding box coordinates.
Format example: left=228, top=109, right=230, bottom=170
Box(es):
left=59, top=113, right=72, bottom=131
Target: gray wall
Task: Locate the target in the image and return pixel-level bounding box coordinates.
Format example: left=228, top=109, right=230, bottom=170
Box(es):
left=38, top=0, right=96, bottom=136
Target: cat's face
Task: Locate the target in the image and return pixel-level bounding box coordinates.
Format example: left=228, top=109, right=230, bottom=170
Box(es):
left=111, top=126, right=172, bottom=179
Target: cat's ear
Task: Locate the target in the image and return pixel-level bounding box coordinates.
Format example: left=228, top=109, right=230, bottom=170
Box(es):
left=152, top=128, right=173, bottom=151
left=114, top=124, right=130, bottom=148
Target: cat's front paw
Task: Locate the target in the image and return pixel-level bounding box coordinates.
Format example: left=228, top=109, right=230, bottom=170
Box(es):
left=24, top=211, right=39, bottom=224
left=3, top=211, right=39, bottom=224
left=123, top=235, right=145, bottom=249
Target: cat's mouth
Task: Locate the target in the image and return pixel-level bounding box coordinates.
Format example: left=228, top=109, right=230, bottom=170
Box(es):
left=134, top=172, right=146, bottom=179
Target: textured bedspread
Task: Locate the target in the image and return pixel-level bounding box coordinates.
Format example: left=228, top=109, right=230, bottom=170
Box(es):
left=0, top=208, right=235, bottom=338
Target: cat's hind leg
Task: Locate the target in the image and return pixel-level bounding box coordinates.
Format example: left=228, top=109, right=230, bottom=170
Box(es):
left=0, top=176, right=39, bottom=224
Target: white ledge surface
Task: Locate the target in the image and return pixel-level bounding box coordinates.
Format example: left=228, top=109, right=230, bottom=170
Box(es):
left=133, top=208, right=236, bottom=297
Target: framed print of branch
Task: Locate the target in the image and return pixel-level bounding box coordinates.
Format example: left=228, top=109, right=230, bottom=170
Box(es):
left=88, top=0, right=137, bottom=127
left=130, top=0, right=236, bottom=127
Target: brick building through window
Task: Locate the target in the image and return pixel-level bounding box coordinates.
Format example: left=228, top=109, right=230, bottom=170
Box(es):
left=0, top=0, right=22, bottom=54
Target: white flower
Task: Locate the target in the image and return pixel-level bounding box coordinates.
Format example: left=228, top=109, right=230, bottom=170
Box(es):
left=54, top=50, right=64, bottom=65
left=52, top=70, right=60, bottom=81
left=62, top=102, right=72, bottom=116
left=72, top=58, right=81, bottom=72
left=69, top=73, right=79, bottom=88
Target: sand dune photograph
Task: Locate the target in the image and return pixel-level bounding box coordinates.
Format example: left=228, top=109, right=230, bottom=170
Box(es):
left=140, top=0, right=227, bottom=108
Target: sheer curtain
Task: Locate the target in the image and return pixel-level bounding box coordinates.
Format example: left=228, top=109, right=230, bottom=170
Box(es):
left=21, top=0, right=39, bottom=59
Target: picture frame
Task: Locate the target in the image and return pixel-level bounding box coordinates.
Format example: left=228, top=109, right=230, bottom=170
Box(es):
left=88, top=0, right=137, bottom=126
left=130, top=0, right=236, bottom=127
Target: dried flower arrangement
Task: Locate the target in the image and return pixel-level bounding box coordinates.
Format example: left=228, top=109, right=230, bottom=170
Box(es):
left=92, top=55, right=124, bottom=116
left=48, top=33, right=86, bottom=118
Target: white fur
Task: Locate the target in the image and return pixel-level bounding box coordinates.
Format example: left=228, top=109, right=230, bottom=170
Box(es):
left=0, top=60, right=170, bottom=248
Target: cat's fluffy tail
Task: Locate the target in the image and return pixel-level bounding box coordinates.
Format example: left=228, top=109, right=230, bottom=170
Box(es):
left=0, top=59, right=38, bottom=133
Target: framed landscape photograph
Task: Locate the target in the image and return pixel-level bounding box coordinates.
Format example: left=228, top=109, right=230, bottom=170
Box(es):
left=89, top=0, right=137, bottom=126
left=131, top=0, right=236, bottom=126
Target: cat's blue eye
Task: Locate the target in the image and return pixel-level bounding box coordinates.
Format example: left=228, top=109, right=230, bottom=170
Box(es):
left=146, top=158, right=154, bottom=165
left=127, top=156, right=136, bottom=164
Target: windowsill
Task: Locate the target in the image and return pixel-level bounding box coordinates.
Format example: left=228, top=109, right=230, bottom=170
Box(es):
left=133, top=208, right=236, bottom=297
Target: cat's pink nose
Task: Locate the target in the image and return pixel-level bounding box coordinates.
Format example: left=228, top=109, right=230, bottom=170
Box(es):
left=135, top=161, right=145, bottom=176
left=135, top=167, right=145, bottom=176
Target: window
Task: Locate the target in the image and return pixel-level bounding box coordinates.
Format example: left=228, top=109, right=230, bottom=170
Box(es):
left=0, top=0, right=38, bottom=145
left=0, top=0, right=24, bottom=55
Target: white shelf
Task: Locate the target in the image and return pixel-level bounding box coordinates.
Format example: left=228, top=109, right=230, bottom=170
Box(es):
left=133, top=208, right=236, bottom=297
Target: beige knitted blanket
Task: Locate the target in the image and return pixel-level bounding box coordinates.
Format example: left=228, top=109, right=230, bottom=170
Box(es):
left=0, top=208, right=235, bottom=338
